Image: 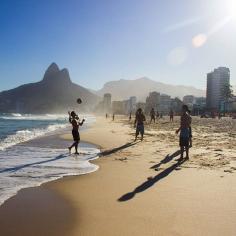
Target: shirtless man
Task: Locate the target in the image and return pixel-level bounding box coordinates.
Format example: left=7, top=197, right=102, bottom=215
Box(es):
left=68, top=111, right=85, bottom=154
left=176, top=105, right=192, bottom=160
left=134, top=108, right=146, bottom=141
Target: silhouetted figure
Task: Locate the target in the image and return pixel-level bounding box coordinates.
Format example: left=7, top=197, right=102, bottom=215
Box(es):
left=156, top=111, right=160, bottom=120
left=134, top=108, right=146, bottom=141
left=68, top=111, right=85, bottom=154
left=150, top=108, right=156, bottom=123
left=211, top=111, right=215, bottom=118
left=129, top=112, right=132, bottom=121
left=160, top=113, right=163, bottom=119
left=169, top=109, right=174, bottom=122
left=187, top=110, right=192, bottom=148
left=176, top=105, right=192, bottom=160
left=106, top=113, right=108, bottom=119
left=112, top=113, right=115, bottom=121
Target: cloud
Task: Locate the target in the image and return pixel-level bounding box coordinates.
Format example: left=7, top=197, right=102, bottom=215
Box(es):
left=163, top=17, right=203, bottom=33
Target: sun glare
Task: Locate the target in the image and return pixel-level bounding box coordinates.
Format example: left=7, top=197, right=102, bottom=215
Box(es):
left=192, top=34, right=207, bottom=48
left=225, top=0, right=236, bottom=21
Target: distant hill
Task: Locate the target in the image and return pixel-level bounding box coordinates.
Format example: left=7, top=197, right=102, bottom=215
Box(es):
left=95, top=77, right=205, bottom=101
left=0, top=63, right=99, bottom=114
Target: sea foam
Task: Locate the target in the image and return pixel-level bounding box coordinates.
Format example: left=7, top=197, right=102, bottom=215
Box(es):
left=0, top=145, right=100, bottom=206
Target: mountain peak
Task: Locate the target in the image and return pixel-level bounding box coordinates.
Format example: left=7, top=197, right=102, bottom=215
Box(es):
left=57, top=68, right=71, bottom=83
left=0, top=63, right=99, bottom=113
left=48, top=62, right=59, bottom=71
left=43, top=62, right=60, bottom=81
left=96, top=77, right=205, bottom=101
left=42, top=63, right=71, bottom=84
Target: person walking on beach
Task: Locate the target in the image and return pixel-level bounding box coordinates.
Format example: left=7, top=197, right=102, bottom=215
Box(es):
left=129, top=112, right=132, bottom=121
left=176, top=105, right=192, bottom=160
left=156, top=111, right=160, bottom=120
left=68, top=111, right=85, bottom=154
left=150, top=108, right=156, bottom=123
left=112, top=113, right=115, bottom=121
left=134, top=108, right=146, bottom=141
left=169, top=109, right=174, bottom=122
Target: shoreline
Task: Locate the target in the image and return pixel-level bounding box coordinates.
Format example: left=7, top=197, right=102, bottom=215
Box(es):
left=0, top=120, right=100, bottom=205
left=0, top=116, right=236, bottom=235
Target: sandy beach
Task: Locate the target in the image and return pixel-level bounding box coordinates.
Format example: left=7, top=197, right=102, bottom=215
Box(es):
left=0, top=116, right=236, bottom=236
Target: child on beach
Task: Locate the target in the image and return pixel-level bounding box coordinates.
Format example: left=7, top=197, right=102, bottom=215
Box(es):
left=134, top=108, right=146, bottom=141
left=150, top=108, right=156, bottom=123
left=176, top=105, right=192, bottom=160
left=68, top=111, right=85, bottom=154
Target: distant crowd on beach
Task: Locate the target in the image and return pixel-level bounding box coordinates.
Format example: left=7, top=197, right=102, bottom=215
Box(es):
left=67, top=92, right=236, bottom=162
left=67, top=102, right=192, bottom=162
left=104, top=105, right=192, bottom=159
left=129, top=105, right=192, bottom=161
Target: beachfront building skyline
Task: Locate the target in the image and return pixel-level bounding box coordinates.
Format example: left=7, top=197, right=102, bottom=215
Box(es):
left=103, top=93, right=112, bottom=112
left=112, top=101, right=125, bottom=114
left=145, top=92, right=160, bottom=113
left=183, top=95, right=195, bottom=105
left=111, top=96, right=137, bottom=114
left=129, top=96, right=137, bottom=113
left=206, top=67, right=230, bottom=111
left=159, top=94, right=171, bottom=114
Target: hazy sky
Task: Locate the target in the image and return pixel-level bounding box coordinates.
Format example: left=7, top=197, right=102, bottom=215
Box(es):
left=0, top=0, right=236, bottom=91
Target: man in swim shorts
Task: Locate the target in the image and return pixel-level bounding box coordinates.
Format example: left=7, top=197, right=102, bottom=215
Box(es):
left=176, top=105, right=192, bottom=160
left=68, top=111, right=85, bottom=154
left=134, top=108, right=146, bottom=141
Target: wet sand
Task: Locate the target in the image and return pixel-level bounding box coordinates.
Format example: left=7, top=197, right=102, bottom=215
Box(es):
left=0, top=116, right=236, bottom=235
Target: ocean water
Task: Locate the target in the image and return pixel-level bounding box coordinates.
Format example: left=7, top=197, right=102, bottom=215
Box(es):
left=0, top=113, right=100, bottom=206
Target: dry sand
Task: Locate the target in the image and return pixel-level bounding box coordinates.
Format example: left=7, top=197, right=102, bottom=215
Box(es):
left=0, top=116, right=236, bottom=236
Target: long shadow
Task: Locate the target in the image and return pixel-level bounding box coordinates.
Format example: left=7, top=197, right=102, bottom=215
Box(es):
left=0, top=154, right=67, bottom=174
left=150, top=150, right=181, bottom=169
left=100, top=141, right=140, bottom=157
left=118, top=158, right=186, bottom=202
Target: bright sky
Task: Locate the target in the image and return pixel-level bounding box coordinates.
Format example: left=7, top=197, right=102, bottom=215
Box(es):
left=0, top=0, right=236, bottom=91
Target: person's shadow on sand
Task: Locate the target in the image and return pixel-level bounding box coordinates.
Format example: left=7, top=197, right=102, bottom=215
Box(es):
left=118, top=154, right=186, bottom=202
left=150, top=150, right=181, bottom=170
left=99, top=141, right=140, bottom=157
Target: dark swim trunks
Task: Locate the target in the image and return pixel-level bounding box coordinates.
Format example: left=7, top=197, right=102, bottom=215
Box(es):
left=136, top=124, right=144, bottom=136
left=179, top=128, right=189, bottom=147
left=72, top=129, right=80, bottom=141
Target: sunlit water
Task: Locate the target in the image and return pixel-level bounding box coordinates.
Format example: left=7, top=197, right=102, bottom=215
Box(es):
left=0, top=113, right=99, bottom=206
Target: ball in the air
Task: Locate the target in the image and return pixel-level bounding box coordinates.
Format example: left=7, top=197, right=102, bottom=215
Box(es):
left=77, top=98, right=82, bottom=104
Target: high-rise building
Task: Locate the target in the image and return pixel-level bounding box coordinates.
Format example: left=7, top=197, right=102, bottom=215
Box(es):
left=206, top=67, right=230, bottom=111
left=128, top=96, right=137, bottom=113
left=103, top=93, right=112, bottom=112
left=159, top=94, right=171, bottom=114
left=183, top=95, right=195, bottom=105
left=145, top=92, right=160, bottom=113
